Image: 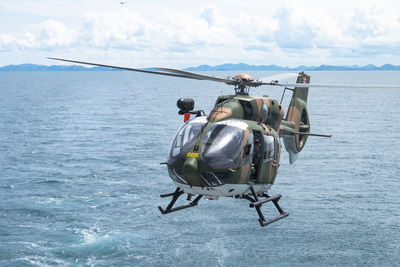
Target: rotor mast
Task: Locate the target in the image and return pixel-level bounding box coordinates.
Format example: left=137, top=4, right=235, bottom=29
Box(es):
left=234, top=83, right=250, bottom=95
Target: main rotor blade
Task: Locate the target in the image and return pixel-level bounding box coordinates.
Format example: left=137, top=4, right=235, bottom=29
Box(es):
left=271, top=83, right=400, bottom=88
left=47, top=57, right=202, bottom=80
left=155, top=67, right=232, bottom=83
left=260, top=73, right=299, bottom=83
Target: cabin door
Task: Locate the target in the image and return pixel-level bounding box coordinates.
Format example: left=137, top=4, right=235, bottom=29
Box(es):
left=250, top=130, right=264, bottom=182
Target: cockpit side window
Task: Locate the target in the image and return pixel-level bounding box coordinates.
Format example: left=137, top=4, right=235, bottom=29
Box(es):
left=263, top=135, right=275, bottom=162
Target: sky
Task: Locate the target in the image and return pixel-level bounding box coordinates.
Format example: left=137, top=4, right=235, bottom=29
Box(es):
left=1, top=0, right=400, bottom=68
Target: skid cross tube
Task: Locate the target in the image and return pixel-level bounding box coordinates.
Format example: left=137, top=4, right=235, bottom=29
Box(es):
left=158, top=187, right=203, bottom=214
left=247, top=185, right=289, bottom=227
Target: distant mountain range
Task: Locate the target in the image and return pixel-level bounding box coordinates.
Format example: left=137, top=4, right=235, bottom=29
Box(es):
left=1, top=63, right=400, bottom=71
left=0, top=64, right=118, bottom=71
left=185, top=63, right=400, bottom=71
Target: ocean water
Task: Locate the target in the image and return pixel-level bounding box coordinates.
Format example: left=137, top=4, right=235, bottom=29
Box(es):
left=0, top=71, right=399, bottom=266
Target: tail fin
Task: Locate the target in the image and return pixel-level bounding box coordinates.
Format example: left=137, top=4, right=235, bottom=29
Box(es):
left=281, top=72, right=310, bottom=164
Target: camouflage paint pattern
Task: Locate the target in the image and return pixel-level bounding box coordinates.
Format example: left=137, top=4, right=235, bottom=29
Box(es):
left=281, top=72, right=310, bottom=162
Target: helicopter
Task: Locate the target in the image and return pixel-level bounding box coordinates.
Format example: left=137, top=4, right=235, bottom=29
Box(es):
left=48, top=57, right=400, bottom=227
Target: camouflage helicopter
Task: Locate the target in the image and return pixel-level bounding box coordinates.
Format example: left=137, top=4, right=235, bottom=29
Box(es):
left=48, top=57, right=399, bottom=227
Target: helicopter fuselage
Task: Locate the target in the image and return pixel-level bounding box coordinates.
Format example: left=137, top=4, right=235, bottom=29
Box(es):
left=166, top=94, right=284, bottom=198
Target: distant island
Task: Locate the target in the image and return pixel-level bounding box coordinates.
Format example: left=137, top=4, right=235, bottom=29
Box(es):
left=186, top=63, right=400, bottom=71
left=1, top=63, right=400, bottom=71
left=0, top=64, right=118, bottom=71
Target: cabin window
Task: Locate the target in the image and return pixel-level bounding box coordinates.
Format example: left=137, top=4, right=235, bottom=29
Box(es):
left=263, top=135, right=275, bottom=161
left=239, top=100, right=253, bottom=120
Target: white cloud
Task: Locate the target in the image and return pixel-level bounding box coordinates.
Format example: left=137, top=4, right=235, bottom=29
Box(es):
left=36, top=20, right=76, bottom=49
left=0, top=19, right=76, bottom=50
left=274, top=8, right=315, bottom=49
left=1, top=1, right=400, bottom=66
left=82, top=9, right=149, bottom=50
left=200, top=5, right=218, bottom=26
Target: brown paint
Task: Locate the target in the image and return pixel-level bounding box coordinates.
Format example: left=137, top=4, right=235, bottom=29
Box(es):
left=233, top=74, right=254, bottom=81
left=239, top=164, right=250, bottom=184
left=255, top=98, right=263, bottom=121
left=240, top=129, right=250, bottom=160
left=209, top=107, right=233, bottom=120
left=286, top=106, right=301, bottom=150
left=268, top=161, right=274, bottom=184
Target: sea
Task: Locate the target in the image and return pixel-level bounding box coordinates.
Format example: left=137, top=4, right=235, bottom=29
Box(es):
left=0, top=70, right=399, bottom=266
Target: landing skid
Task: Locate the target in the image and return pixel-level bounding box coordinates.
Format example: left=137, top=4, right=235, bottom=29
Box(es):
left=158, top=187, right=203, bottom=214
left=240, top=185, right=289, bottom=227
left=158, top=186, right=289, bottom=227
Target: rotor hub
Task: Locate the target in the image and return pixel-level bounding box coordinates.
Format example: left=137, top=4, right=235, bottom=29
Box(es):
left=232, top=73, right=254, bottom=82
left=232, top=74, right=254, bottom=95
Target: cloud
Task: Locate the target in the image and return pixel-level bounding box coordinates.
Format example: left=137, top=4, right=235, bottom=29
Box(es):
left=0, top=19, right=76, bottom=50
left=1, top=2, right=400, bottom=66
left=0, top=6, right=277, bottom=54
left=244, top=44, right=274, bottom=52
left=36, top=19, right=76, bottom=49
left=274, top=8, right=315, bottom=49
left=81, top=9, right=150, bottom=50
left=0, top=33, right=18, bottom=51
left=233, top=12, right=277, bottom=44
left=200, top=5, right=218, bottom=26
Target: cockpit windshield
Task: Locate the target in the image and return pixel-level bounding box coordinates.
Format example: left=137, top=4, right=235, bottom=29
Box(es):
left=202, top=120, right=246, bottom=169
left=168, top=117, right=207, bottom=164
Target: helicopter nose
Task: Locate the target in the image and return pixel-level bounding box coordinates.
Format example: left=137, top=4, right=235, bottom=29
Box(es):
left=182, top=157, right=202, bottom=187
